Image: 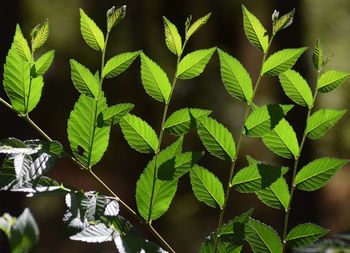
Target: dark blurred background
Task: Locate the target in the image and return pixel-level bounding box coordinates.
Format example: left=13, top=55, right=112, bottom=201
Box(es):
left=1, top=0, right=350, bottom=252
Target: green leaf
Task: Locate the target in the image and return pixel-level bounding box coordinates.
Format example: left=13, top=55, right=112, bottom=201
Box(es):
left=190, top=165, right=225, bottom=208
left=244, top=104, right=294, bottom=137
left=163, top=16, right=182, bottom=56
left=27, top=76, right=44, bottom=113
left=164, top=108, right=212, bottom=136
left=245, top=218, right=282, bottom=253
left=10, top=208, right=39, bottom=253
left=3, top=41, right=31, bottom=114
left=103, top=51, right=140, bottom=79
left=242, top=5, right=269, bottom=52
left=306, top=109, right=347, bottom=140
left=256, top=177, right=290, bottom=211
left=14, top=24, right=31, bottom=62
left=176, top=47, right=216, bottom=80
left=33, top=50, right=55, bottom=76
left=140, top=52, right=171, bottom=103
left=232, top=161, right=288, bottom=193
left=262, top=119, right=299, bottom=159
left=67, top=94, right=110, bottom=167
left=317, top=70, right=350, bottom=93
left=79, top=8, right=105, bottom=51
left=70, top=59, right=100, bottom=98
left=295, top=157, right=348, bottom=191
left=278, top=69, right=313, bottom=108
left=217, top=48, right=253, bottom=102
left=135, top=138, right=183, bottom=220
left=107, top=5, right=126, bottom=32
left=197, top=117, right=236, bottom=161
left=262, top=48, right=307, bottom=76
left=101, top=103, right=134, bottom=126
left=186, top=13, right=211, bottom=40
left=272, top=9, right=295, bottom=35
left=287, top=223, right=329, bottom=248
left=312, top=39, right=323, bottom=71
left=119, top=114, right=159, bottom=153
left=30, top=19, right=49, bottom=52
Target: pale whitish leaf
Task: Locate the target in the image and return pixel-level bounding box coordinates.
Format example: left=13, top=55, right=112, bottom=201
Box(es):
left=107, top=5, right=126, bottom=32
left=176, top=48, right=216, bottom=79
left=287, top=223, right=329, bottom=249
left=70, top=223, right=116, bottom=243
left=103, top=51, right=140, bottom=78
left=104, top=199, right=120, bottom=216
left=114, top=232, right=167, bottom=253
left=245, top=218, right=282, bottom=253
left=190, top=165, right=224, bottom=208
left=197, top=116, right=236, bottom=161
left=262, top=47, right=307, bottom=76
left=232, top=162, right=288, bottom=193
left=272, top=9, right=295, bottom=35
left=295, top=157, right=348, bottom=191
left=119, top=114, right=159, bottom=153
left=3, top=41, right=31, bottom=114
left=186, top=13, right=211, bottom=40
left=101, top=103, right=134, bottom=126
left=140, top=53, right=171, bottom=103
left=70, top=59, right=100, bottom=98
left=317, top=70, right=350, bottom=93
left=306, top=109, right=346, bottom=140
left=217, top=48, right=253, bottom=102
left=0, top=138, right=35, bottom=155
left=312, top=39, right=323, bottom=71
left=256, top=177, right=290, bottom=211
left=33, top=50, right=55, bottom=76
left=242, top=5, right=269, bottom=52
left=244, top=104, right=293, bottom=137
left=67, top=94, right=110, bottom=167
left=164, top=108, right=212, bottom=136
left=163, top=16, right=182, bottom=56
left=14, top=24, right=31, bottom=62
left=262, top=118, right=299, bottom=159
left=10, top=208, right=39, bottom=253
left=31, top=19, right=49, bottom=51
left=79, top=9, right=105, bottom=51
left=136, top=138, right=183, bottom=220
left=278, top=69, right=313, bottom=108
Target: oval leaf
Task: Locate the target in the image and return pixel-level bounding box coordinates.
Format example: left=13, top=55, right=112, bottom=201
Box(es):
left=262, top=47, right=307, bottom=76
left=176, top=48, right=216, bottom=80
left=197, top=117, right=236, bottom=161
left=287, top=223, right=329, bottom=248
left=262, top=119, right=299, bottom=159
left=317, top=70, right=350, bottom=93
left=186, top=13, right=211, bottom=40
left=244, top=104, right=294, bottom=137
left=119, top=114, right=159, bottom=153
left=278, top=69, right=313, bottom=108
left=256, top=177, right=290, bottom=211
left=242, top=5, right=269, bottom=52
left=190, top=165, right=224, bottom=208
left=140, top=52, right=171, bottom=103
left=67, top=94, right=110, bottom=167
left=312, top=39, right=323, bottom=71
left=245, top=218, right=282, bottom=253
left=232, top=162, right=288, bottom=193
left=79, top=9, right=105, bottom=51
left=103, top=51, right=141, bottom=78
left=306, top=109, right=346, bottom=140
left=101, top=103, right=134, bottom=126
left=295, top=157, right=348, bottom=191
left=70, top=59, right=100, bottom=98
left=218, top=48, right=253, bottom=102
left=164, top=108, right=212, bottom=136
left=31, top=19, right=49, bottom=51
left=163, top=16, right=182, bottom=56
left=33, top=50, right=55, bottom=76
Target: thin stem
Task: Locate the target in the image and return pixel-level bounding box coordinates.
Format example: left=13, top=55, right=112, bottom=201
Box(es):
left=281, top=73, right=320, bottom=252
left=147, top=41, right=187, bottom=224
left=213, top=35, right=275, bottom=253
left=0, top=97, right=17, bottom=113
left=24, top=115, right=53, bottom=142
